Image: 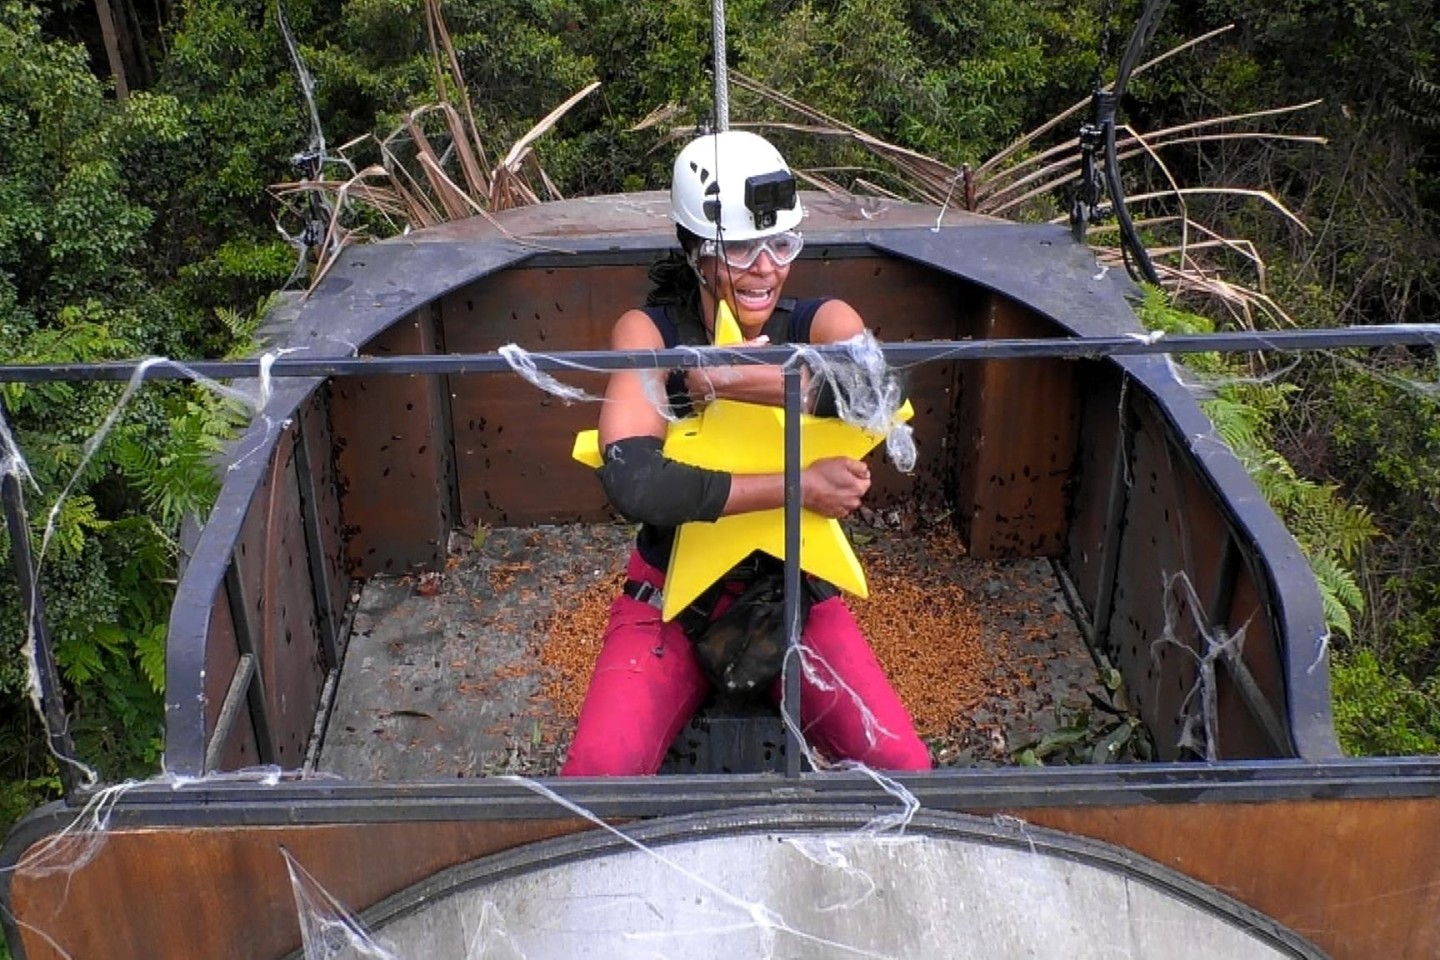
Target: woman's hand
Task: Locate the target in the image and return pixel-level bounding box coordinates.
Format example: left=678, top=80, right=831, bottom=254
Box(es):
left=801, top=457, right=871, bottom=518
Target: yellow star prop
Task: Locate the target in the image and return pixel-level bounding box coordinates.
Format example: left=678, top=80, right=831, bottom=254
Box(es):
left=572, top=302, right=912, bottom=621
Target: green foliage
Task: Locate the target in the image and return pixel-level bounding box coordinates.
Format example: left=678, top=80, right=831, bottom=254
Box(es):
left=1331, top=647, right=1440, bottom=756
left=1325, top=358, right=1440, bottom=675
left=114, top=395, right=249, bottom=530
left=0, top=1, right=256, bottom=816
left=1014, top=664, right=1155, bottom=765
left=729, top=0, right=1096, bottom=171
left=1, top=6, right=184, bottom=314
left=1136, top=288, right=1375, bottom=639
left=177, top=241, right=295, bottom=355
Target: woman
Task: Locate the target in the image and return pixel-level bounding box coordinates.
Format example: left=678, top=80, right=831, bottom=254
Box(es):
left=560, top=130, right=930, bottom=777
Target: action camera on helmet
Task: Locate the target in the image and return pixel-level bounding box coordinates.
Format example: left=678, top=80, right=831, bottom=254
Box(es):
left=744, top=171, right=798, bottom=231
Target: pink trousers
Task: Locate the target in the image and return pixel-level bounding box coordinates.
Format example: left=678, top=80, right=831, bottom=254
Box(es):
left=561, top=550, right=931, bottom=776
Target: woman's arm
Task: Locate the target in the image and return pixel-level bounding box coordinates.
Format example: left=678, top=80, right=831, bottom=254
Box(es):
left=597, top=309, right=670, bottom=447
left=595, top=307, right=870, bottom=522
left=681, top=299, right=869, bottom=409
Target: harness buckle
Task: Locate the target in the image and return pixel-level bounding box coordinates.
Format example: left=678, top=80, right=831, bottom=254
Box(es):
left=622, top=578, right=665, bottom=610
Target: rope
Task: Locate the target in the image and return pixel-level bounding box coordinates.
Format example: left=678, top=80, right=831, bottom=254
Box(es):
left=712, top=0, right=730, bottom=132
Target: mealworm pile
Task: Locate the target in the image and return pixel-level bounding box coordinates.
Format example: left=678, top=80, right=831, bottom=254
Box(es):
left=537, top=525, right=1001, bottom=739
left=539, top=569, right=624, bottom=721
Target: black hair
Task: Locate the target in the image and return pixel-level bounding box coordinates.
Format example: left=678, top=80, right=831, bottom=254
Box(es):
left=643, top=226, right=705, bottom=321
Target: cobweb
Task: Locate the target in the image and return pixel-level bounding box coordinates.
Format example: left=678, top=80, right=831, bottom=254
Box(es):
left=7, top=2, right=1440, bottom=955
left=6, top=306, right=1440, bottom=956
left=0, top=321, right=932, bottom=960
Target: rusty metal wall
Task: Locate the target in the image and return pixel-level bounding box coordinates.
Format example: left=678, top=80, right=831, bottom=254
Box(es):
left=437, top=255, right=969, bottom=528
left=953, top=297, right=1082, bottom=558
left=785, top=252, right=964, bottom=513
left=294, top=385, right=347, bottom=662
left=230, top=426, right=327, bottom=768
left=1063, top=360, right=1127, bottom=612
left=330, top=308, right=454, bottom=577
left=1076, top=385, right=1288, bottom=760
left=201, top=586, right=260, bottom=770
left=443, top=265, right=642, bottom=527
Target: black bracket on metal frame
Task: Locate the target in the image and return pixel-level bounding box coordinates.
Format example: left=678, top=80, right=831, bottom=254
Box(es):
left=218, top=560, right=280, bottom=768
left=291, top=416, right=339, bottom=670
left=1071, top=91, right=1115, bottom=245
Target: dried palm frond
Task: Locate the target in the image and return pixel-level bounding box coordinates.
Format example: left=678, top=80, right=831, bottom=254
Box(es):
left=718, top=33, right=1319, bottom=329
left=491, top=81, right=600, bottom=210
left=630, top=101, right=685, bottom=133
left=424, top=0, right=490, bottom=189
left=981, top=105, right=1326, bottom=215
left=272, top=1, right=597, bottom=289
left=975, top=25, right=1236, bottom=180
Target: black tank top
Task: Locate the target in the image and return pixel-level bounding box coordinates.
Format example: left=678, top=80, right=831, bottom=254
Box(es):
left=635, top=298, right=828, bottom=570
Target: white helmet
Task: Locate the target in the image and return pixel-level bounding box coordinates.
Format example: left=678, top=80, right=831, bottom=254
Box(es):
left=670, top=130, right=803, bottom=242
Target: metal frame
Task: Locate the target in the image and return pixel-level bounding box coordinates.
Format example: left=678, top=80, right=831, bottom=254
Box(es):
left=6, top=759, right=1440, bottom=850
left=4, top=219, right=1398, bottom=779
left=0, top=325, right=1436, bottom=384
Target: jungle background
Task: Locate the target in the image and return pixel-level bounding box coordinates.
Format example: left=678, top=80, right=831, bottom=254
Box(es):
left=0, top=0, right=1437, bottom=833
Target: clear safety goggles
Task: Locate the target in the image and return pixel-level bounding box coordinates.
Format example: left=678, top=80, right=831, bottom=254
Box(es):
left=698, top=230, right=805, bottom=271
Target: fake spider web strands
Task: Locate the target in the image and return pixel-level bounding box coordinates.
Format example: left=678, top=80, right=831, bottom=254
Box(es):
left=1150, top=571, right=1255, bottom=762
left=497, top=332, right=919, bottom=470
left=285, top=848, right=405, bottom=960
left=496, top=344, right=604, bottom=405
left=279, top=776, right=921, bottom=960
left=795, top=333, right=916, bottom=473
left=0, top=352, right=286, bottom=826
left=492, top=779, right=901, bottom=960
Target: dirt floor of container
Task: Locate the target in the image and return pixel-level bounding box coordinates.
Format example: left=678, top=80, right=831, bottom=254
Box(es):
left=315, top=520, right=1121, bottom=780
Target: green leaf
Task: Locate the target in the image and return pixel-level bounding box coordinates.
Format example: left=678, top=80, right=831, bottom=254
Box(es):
left=1090, top=720, right=1135, bottom=765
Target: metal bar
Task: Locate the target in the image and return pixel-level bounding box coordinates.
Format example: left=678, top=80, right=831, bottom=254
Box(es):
left=782, top=367, right=803, bottom=779
left=9, top=761, right=1440, bottom=842
left=224, top=561, right=279, bottom=767
left=204, top=653, right=255, bottom=773
left=0, top=472, right=81, bottom=795
left=1050, top=559, right=1096, bottom=642
left=303, top=590, right=360, bottom=774
left=0, top=325, right=1437, bottom=383
left=431, top=300, right=463, bottom=544
left=1207, top=537, right=1294, bottom=756
left=1221, top=633, right=1294, bottom=757
left=1090, top=377, right=1134, bottom=656
left=291, top=414, right=338, bottom=670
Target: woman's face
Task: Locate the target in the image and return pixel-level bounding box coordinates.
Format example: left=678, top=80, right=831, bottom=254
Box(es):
left=699, top=248, right=793, bottom=335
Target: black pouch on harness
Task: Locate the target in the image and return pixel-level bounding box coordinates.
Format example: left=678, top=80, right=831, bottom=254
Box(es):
left=687, top=563, right=836, bottom=695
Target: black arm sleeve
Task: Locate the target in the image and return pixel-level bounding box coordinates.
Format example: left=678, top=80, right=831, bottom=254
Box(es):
left=596, top=436, right=731, bottom=527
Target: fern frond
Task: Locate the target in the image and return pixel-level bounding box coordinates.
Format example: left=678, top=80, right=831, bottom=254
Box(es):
left=1311, top=550, right=1365, bottom=638
left=137, top=624, right=167, bottom=695
left=1201, top=395, right=1266, bottom=453
left=43, top=495, right=107, bottom=560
